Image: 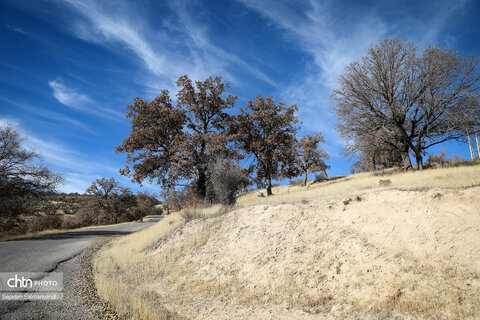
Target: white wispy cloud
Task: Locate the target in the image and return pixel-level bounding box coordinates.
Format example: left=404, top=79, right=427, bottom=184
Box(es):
left=237, top=0, right=470, bottom=154
left=58, top=0, right=275, bottom=91
left=48, top=79, right=123, bottom=120
left=0, top=96, right=98, bottom=135
left=4, top=24, right=34, bottom=36
left=63, top=0, right=168, bottom=77
left=168, top=0, right=277, bottom=88
left=48, top=79, right=91, bottom=111
left=0, top=117, right=20, bottom=129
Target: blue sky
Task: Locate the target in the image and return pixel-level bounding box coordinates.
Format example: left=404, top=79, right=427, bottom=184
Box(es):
left=1, top=0, right=479, bottom=193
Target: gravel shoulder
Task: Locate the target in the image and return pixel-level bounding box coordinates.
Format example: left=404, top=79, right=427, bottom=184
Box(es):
left=1, top=244, right=99, bottom=319
left=0, top=237, right=119, bottom=320
left=0, top=217, right=161, bottom=319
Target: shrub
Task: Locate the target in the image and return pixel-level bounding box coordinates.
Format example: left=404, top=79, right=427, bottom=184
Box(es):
left=30, top=215, right=63, bottom=232
left=162, top=188, right=189, bottom=212
left=289, top=178, right=303, bottom=186
left=61, top=216, right=80, bottom=229
left=209, top=158, right=249, bottom=205
left=450, top=154, right=464, bottom=162
left=8, top=223, right=29, bottom=236
left=75, top=207, right=98, bottom=227
left=427, top=150, right=448, bottom=166
left=314, top=172, right=328, bottom=183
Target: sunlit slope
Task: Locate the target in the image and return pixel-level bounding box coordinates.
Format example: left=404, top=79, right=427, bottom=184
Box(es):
left=94, top=164, right=480, bottom=320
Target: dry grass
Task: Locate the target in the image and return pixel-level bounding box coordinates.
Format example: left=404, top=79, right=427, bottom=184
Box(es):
left=93, top=164, right=480, bottom=319
left=237, top=164, right=480, bottom=207
left=93, top=206, right=224, bottom=319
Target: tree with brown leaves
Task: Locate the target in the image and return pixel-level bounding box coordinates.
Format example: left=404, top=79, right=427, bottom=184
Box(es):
left=233, top=95, right=299, bottom=196
left=116, top=75, right=237, bottom=198
left=295, top=134, right=329, bottom=186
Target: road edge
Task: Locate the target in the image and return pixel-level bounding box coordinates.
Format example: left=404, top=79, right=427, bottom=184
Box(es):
left=76, top=237, right=120, bottom=319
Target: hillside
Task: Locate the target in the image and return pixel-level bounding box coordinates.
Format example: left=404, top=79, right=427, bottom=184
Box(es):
left=93, top=165, right=480, bottom=319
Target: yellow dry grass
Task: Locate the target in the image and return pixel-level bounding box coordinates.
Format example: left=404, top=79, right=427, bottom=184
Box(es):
left=237, top=164, right=480, bottom=208
left=93, top=207, right=222, bottom=319
left=93, top=164, right=480, bottom=319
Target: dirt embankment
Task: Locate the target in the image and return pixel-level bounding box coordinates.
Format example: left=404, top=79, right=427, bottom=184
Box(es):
left=144, top=187, right=480, bottom=319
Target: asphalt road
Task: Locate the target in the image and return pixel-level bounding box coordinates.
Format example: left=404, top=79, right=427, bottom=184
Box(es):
left=0, top=216, right=162, bottom=273
left=0, top=216, right=162, bottom=319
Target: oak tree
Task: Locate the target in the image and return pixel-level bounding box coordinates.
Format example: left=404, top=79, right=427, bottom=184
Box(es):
left=116, top=75, right=237, bottom=198
left=85, top=177, right=136, bottom=224
left=233, top=95, right=299, bottom=196
left=333, top=38, right=480, bottom=169
left=295, top=134, right=329, bottom=186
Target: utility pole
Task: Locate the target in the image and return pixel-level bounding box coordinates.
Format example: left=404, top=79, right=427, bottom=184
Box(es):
left=467, top=128, right=475, bottom=160
left=475, top=127, right=480, bottom=159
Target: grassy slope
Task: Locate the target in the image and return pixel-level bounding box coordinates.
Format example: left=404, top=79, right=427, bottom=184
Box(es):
left=93, top=164, right=480, bottom=319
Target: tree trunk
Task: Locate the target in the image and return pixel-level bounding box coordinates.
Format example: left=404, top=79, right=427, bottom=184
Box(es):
left=412, top=147, right=423, bottom=170
left=323, top=169, right=328, bottom=178
left=475, top=128, right=480, bottom=159
left=196, top=169, right=207, bottom=198
left=415, top=152, right=424, bottom=170
left=371, top=156, right=376, bottom=171
left=467, top=128, right=475, bottom=160
left=266, top=174, right=272, bottom=196
left=402, top=151, right=413, bottom=170
left=303, top=169, right=308, bottom=187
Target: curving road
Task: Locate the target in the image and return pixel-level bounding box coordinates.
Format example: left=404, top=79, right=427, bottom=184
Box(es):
left=0, top=216, right=162, bottom=318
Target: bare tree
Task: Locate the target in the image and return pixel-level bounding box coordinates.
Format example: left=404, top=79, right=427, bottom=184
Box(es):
left=0, top=126, right=63, bottom=231
left=209, top=158, right=249, bottom=205
left=295, top=134, right=329, bottom=186
left=85, top=177, right=135, bottom=224
left=233, top=95, right=299, bottom=196
left=333, top=38, right=480, bottom=170
left=116, top=75, right=237, bottom=198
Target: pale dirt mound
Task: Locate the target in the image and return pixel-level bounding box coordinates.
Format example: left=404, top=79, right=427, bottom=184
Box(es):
left=147, top=187, right=480, bottom=319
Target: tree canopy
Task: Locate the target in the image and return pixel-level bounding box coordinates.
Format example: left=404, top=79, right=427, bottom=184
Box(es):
left=0, top=126, right=63, bottom=230
left=116, top=75, right=237, bottom=197
left=295, top=134, right=329, bottom=186
left=333, top=38, right=480, bottom=169
left=233, top=95, right=299, bottom=195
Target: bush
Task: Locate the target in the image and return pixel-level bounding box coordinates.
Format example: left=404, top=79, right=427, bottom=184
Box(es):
left=162, top=188, right=189, bottom=212
left=8, top=223, right=29, bottom=236
left=427, top=150, right=448, bottom=166
left=314, top=172, right=328, bottom=183
left=75, top=207, right=98, bottom=227
left=289, top=178, right=303, bottom=186
left=209, top=158, right=249, bottom=205
left=61, top=216, right=80, bottom=229
left=30, top=215, right=63, bottom=232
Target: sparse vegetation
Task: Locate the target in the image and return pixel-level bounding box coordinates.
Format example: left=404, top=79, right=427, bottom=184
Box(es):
left=209, top=158, right=249, bottom=205
left=0, top=126, right=64, bottom=236
left=93, top=163, right=480, bottom=319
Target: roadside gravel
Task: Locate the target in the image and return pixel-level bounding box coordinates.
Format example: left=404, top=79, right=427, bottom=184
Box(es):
left=0, top=237, right=118, bottom=320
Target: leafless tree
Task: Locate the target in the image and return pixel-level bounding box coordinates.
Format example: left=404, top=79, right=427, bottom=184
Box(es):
left=85, top=177, right=135, bottom=224
left=0, top=126, right=63, bottom=231
left=333, top=38, right=480, bottom=169
left=209, top=158, right=249, bottom=205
